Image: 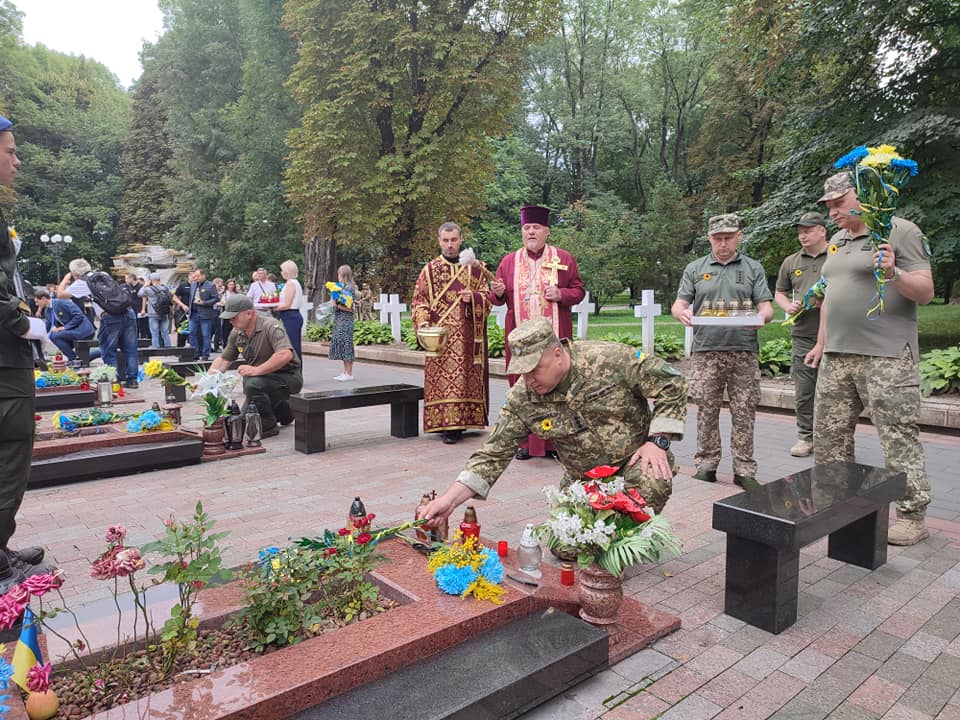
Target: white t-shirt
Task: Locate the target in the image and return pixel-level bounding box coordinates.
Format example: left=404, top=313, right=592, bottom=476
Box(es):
left=283, top=278, right=304, bottom=311
left=65, top=278, right=104, bottom=316
left=246, top=280, right=277, bottom=303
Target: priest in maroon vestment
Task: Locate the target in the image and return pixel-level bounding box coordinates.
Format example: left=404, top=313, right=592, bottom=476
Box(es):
left=412, top=222, right=491, bottom=444
left=489, top=205, right=585, bottom=460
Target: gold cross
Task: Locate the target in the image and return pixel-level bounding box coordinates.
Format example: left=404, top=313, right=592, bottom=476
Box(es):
left=542, top=256, right=568, bottom=285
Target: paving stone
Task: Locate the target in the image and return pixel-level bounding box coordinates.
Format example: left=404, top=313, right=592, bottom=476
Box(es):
left=696, top=668, right=757, bottom=708
left=683, top=645, right=743, bottom=681
left=708, top=613, right=746, bottom=633
left=923, top=652, right=960, bottom=686
left=769, top=699, right=828, bottom=719
left=899, top=676, right=955, bottom=717
left=658, top=693, right=723, bottom=720
left=847, top=674, right=907, bottom=716
left=901, top=631, right=950, bottom=662
left=877, top=652, right=931, bottom=687
left=611, top=648, right=678, bottom=683
left=781, top=646, right=838, bottom=683
left=720, top=625, right=774, bottom=655
left=603, top=690, right=671, bottom=720
left=827, top=702, right=882, bottom=720
left=647, top=667, right=709, bottom=704
left=935, top=702, right=960, bottom=720
left=829, top=566, right=873, bottom=586
left=879, top=703, right=934, bottom=719
left=801, top=564, right=834, bottom=585
left=921, top=600, right=960, bottom=642
left=856, top=630, right=906, bottom=661
left=733, top=647, right=789, bottom=680
left=808, top=578, right=854, bottom=599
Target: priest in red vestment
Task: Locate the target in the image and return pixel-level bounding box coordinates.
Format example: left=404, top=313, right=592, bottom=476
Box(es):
left=489, top=205, right=586, bottom=459
left=412, top=222, right=491, bottom=444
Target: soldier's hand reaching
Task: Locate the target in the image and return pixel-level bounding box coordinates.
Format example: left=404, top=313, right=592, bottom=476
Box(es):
left=628, top=442, right=673, bottom=480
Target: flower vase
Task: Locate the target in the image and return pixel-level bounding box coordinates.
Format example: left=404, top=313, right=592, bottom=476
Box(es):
left=577, top=563, right=623, bottom=625
left=202, top=419, right=227, bottom=456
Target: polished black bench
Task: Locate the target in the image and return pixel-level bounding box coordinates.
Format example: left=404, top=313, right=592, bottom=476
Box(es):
left=163, top=359, right=242, bottom=377
left=712, top=462, right=905, bottom=634
left=290, top=384, right=424, bottom=454
left=76, top=338, right=150, bottom=367
left=117, top=346, right=197, bottom=368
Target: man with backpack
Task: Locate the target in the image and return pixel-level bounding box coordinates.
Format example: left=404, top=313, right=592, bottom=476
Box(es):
left=139, top=272, right=172, bottom=348
left=58, top=258, right=140, bottom=387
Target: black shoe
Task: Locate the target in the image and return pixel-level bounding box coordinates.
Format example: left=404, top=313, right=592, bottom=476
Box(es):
left=442, top=432, right=459, bottom=445
left=123, top=380, right=139, bottom=389
left=276, top=401, right=295, bottom=426
left=693, top=469, right=717, bottom=483
left=0, top=553, right=25, bottom=594
left=6, top=546, right=44, bottom=565
left=545, top=450, right=560, bottom=460
left=261, top=425, right=280, bottom=438
left=515, top=447, right=531, bottom=461
left=7, top=555, right=55, bottom=578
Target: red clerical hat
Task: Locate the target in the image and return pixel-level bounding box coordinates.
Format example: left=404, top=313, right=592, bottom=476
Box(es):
left=520, top=205, right=550, bottom=227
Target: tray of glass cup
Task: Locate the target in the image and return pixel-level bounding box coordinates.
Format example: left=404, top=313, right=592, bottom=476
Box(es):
left=691, top=299, right=763, bottom=326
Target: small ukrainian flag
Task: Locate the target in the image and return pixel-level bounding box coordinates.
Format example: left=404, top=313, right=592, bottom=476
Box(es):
left=12, top=606, right=42, bottom=690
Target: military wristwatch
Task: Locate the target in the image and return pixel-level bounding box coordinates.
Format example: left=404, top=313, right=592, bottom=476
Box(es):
left=647, top=434, right=671, bottom=451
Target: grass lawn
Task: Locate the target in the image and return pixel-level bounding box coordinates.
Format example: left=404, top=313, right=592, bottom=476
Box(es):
left=581, top=303, right=960, bottom=352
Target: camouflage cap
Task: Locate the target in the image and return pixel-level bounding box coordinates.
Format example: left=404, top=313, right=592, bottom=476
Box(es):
left=507, top=318, right=558, bottom=375
left=707, top=214, right=742, bottom=235
left=795, top=211, right=827, bottom=228
left=818, top=172, right=853, bottom=203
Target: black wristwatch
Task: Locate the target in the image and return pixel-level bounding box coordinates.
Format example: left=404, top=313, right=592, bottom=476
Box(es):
left=647, top=434, right=671, bottom=451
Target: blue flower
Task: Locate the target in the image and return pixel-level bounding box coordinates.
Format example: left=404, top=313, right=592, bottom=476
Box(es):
left=36, top=377, right=47, bottom=388
left=0, top=656, right=13, bottom=685
left=139, top=409, right=162, bottom=430
left=127, top=418, right=142, bottom=432
left=479, top=549, right=504, bottom=584
left=61, top=417, right=76, bottom=432
left=137, top=367, right=145, bottom=382
left=889, top=157, right=919, bottom=176
left=834, top=146, right=869, bottom=169
left=434, top=564, right=478, bottom=595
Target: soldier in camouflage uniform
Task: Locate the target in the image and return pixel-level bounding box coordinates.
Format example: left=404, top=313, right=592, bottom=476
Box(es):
left=418, top=318, right=687, bottom=525
left=805, top=172, right=934, bottom=546
left=775, top=211, right=829, bottom=457
left=671, top=214, right=774, bottom=486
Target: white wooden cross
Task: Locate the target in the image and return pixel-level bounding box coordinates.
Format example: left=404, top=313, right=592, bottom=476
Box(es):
left=491, top=304, right=508, bottom=330
left=300, top=300, right=314, bottom=330
left=374, top=293, right=407, bottom=343
left=571, top=292, right=595, bottom=339
left=633, top=289, right=661, bottom=356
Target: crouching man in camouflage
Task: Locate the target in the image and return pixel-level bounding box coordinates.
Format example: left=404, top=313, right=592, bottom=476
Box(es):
left=419, top=318, right=687, bottom=527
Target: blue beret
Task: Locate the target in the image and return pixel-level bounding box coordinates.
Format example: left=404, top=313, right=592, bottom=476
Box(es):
left=0, top=115, right=11, bottom=132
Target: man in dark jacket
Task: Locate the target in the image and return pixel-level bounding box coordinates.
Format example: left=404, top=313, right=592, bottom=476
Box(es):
left=34, top=288, right=95, bottom=361
left=0, top=114, right=52, bottom=585
left=188, top=268, right=219, bottom=361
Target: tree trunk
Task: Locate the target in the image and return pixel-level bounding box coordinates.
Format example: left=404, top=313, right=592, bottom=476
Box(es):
left=304, top=232, right=337, bottom=323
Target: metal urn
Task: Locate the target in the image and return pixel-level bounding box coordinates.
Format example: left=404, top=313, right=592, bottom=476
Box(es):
left=416, top=325, right=448, bottom=357
left=96, top=380, right=113, bottom=407
left=244, top=404, right=262, bottom=447
left=224, top=400, right=244, bottom=450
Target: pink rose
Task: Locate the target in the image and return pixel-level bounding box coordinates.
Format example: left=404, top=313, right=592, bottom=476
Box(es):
left=0, top=593, right=26, bottom=630
left=114, top=548, right=145, bottom=576
left=104, top=525, right=127, bottom=544
left=91, top=546, right=122, bottom=580
left=21, top=572, right=63, bottom=598
left=27, top=662, right=52, bottom=694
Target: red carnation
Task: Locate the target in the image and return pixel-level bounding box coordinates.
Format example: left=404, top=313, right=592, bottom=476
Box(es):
left=584, top=465, right=619, bottom=480
left=356, top=532, right=372, bottom=545
left=337, top=528, right=351, bottom=536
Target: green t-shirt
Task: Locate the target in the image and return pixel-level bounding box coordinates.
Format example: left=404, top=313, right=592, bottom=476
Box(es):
left=776, top=248, right=827, bottom=339
left=821, top=217, right=930, bottom=360
left=676, top=251, right=773, bottom=352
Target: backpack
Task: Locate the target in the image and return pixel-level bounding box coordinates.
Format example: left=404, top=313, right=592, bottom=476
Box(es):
left=151, top=286, right=173, bottom=316
left=86, top=271, right=132, bottom=315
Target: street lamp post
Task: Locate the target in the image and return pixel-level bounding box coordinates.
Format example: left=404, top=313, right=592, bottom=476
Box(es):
left=40, top=232, right=73, bottom=280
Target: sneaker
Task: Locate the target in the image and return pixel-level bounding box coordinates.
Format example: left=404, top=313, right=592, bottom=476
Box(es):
left=888, top=513, right=929, bottom=546
left=790, top=438, right=814, bottom=457
left=123, top=380, right=139, bottom=389
left=339, top=374, right=354, bottom=382
left=442, top=432, right=459, bottom=445
left=515, top=447, right=531, bottom=461
left=333, top=374, right=346, bottom=381
left=692, top=469, right=717, bottom=483
left=276, top=401, right=295, bottom=426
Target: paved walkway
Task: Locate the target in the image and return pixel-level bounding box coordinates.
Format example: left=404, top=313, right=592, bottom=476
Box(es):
left=24, top=354, right=960, bottom=720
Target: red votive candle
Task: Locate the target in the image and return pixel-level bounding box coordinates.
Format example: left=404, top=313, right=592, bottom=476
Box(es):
left=560, top=562, right=575, bottom=587
left=497, top=540, right=508, bottom=558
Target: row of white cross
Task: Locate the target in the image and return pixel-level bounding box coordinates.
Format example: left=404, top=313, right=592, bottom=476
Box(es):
left=305, top=290, right=693, bottom=357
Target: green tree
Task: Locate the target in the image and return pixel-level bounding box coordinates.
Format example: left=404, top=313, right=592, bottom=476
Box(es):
left=119, top=70, right=175, bottom=247
left=284, top=0, right=561, bottom=297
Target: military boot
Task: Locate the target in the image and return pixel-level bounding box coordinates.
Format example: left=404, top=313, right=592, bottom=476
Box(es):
left=692, top=469, right=717, bottom=483
left=0, top=552, right=25, bottom=595
left=5, top=546, right=45, bottom=566
left=887, top=512, right=929, bottom=546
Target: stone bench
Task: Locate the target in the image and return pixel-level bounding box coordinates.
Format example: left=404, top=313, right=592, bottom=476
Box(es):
left=290, top=384, right=424, bottom=454
left=712, top=461, right=905, bottom=634
left=117, top=346, right=197, bottom=369
left=162, top=359, right=242, bottom=377
left=76, top=338, right=150, bottom=367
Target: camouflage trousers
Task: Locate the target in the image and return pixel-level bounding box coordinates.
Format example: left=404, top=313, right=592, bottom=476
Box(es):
left=689, top=351, right=760, bottom=476
left=813, top=349, right=931, bottom=515
left=561, top=451, right=677, bottom=515
left=791, top=335, right=818, bottom=441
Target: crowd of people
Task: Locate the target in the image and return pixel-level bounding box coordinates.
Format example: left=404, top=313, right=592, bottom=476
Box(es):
left=0, top=107, right=937, bottom=596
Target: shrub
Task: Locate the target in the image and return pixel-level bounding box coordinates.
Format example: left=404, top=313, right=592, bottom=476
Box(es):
left=487, top=324, right=505, bottom=358
left=401, top=319, right=419, bottom=350
left=305, top=322, right=331, bottom=342
left=759, top=338, right=792, bottom=377
left=353, top=320, right=395, bottom=345
left=599, top=332, right=684, bottom=361
left=919, top=344, right=960, bottom=396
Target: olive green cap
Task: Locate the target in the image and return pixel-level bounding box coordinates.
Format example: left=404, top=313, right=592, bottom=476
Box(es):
left=507, top=318, right=557, bottom=375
